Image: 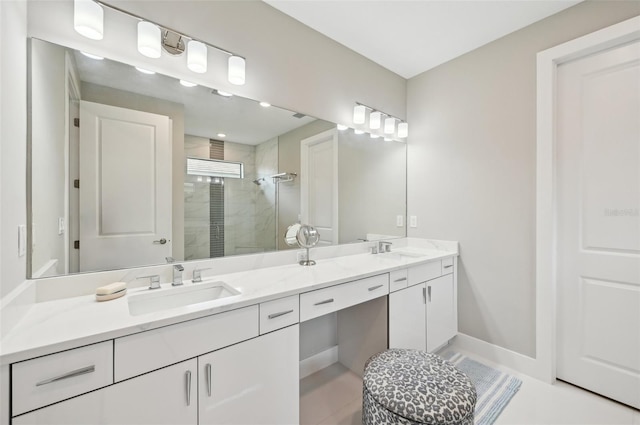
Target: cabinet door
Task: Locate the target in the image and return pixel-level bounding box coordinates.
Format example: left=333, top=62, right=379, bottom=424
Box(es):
left=199, top=325, right=299, bottom=425
left=13, top=359, right=197, bottom=425
left=426, top=274, right=456, bottom=352
left=388, top=283, right=426, bottom=350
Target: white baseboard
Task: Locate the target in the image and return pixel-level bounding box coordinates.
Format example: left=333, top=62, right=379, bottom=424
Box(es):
left=450, top=333, right=540, bottom=379
left=300, top=346, right=339, bottom=379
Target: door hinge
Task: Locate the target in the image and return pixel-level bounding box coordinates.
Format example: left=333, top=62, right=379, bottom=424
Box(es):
left=73, top=179, right=80, bottom=188
left=74, top=240, right=80, bottom=249
left=74, top=118, right=80, bottom=127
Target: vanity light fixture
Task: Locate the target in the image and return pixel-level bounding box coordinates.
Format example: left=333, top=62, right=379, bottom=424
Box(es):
left=228, top=55, right=246, bottom=85
left=384, top=117, right=395, bottom=134
left=187, top=40, right=207, bottom=73
left=370, top=134, right=380, bottom=139
left=354, top=129, right=365, bottom=135
left=138, top=21, right=162, bottom=58
left=135, top=67, right=156, bottom=74
left=74, top=0, right=104, bottom=40
left=353, top=105, right=366, bottom=125
left=259, top=101, right=271, bottom=108
left=397, top=122, right=409, bottom=138
left=179, top=80, right=198, bottom=87
left=369, top=111, right=382, bottom=130
left=80, top=51, right=104, bottom=60
left=336, top=124, right=349, bottom=131
left=384, top=137, right=392, bottom=142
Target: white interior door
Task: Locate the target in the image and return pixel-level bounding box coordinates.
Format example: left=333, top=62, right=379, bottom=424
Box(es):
left=556, top=40, right=640, bottom=409
left=300, top=129, right=339, bottom=246
left=79, top=101, right=172, bottom=272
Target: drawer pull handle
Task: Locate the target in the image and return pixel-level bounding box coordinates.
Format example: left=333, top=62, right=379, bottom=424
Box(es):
left=393, top=277, right=407, bottom=282
left=268, top=310, right=294, bottom=319
left=444, top=265, right=453, bottom=269
left=205, top=364, right=212, bottom=397
left=428, top=286, right=432, bottom=302
left=423, top=287, right=427, bottom=304
left=368, top=285, right=383, bottom=291
left=36, top=365, right=95, bottom=387
left=314, top=298, right=334, bottom=306
left=185, top=370, right=192, bottom=406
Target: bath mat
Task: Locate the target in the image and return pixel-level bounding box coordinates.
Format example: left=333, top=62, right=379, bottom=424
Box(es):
left=442, top=352, right=522, bottom=425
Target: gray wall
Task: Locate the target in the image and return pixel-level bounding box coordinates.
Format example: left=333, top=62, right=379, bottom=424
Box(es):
left=407, top=1, right=640, bottom=357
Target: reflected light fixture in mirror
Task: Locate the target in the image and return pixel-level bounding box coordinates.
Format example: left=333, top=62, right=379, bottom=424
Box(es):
left=336, top=124, right=348, bottom=131
left=138, top=21, right=162, bottom=58
left=74, top=0, right=103, bottom=40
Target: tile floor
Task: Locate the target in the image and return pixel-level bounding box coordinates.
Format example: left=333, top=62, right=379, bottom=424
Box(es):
left=299, top=351, right=640, bottom=425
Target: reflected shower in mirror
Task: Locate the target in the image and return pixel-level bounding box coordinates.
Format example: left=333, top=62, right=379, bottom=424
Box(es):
left=28, top=38, right=407, bottom=279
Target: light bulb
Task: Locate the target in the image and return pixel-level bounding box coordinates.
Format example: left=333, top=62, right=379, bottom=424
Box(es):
left=137, top=21, right=161, bottom=58
left=353, top=105, right=366, bottom=125
left=398, top=122, right=409, bottom=138
left=74, top=0, right=103, bottom=40
left=228, top=56, right=246, bottom=85
left=384, top=117, right=395, bottom=134
left=187, top=40, right=207, bottom=73
left=369, top=111, right=382, bottom=130
left=336, top=124, right=348, bottom=131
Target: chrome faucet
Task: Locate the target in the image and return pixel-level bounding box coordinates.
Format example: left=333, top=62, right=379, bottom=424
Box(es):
left=378, top=241, right=393, bottom=253
left=192, top=267, right=211, bottom=283
left=172, top=264, right=184, bottom=286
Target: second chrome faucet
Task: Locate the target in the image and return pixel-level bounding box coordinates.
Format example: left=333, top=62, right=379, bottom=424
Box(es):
left=172, top=264, right=184, bottom=286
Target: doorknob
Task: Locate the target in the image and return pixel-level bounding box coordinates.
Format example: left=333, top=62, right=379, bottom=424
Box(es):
left=153, top=238, right=167, bottom=244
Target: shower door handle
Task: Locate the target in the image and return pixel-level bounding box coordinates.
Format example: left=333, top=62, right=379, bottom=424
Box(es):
left=215, top=225, right=220, bottom=240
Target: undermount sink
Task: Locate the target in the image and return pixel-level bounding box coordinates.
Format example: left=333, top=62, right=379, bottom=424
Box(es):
left=128, top=281, right=240, bottom=316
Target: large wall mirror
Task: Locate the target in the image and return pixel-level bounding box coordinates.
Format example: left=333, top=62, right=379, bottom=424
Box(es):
left=28, top=38, right=407, bottom=278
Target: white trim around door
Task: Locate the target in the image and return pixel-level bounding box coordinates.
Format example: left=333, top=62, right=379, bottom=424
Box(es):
left=536, top=15, right=640, bottom=383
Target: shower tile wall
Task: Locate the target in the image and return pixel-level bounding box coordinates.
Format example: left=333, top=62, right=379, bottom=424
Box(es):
left=224, top=142, right=257, bottom=255
left=184, top=135, right=211, bottom=261
left=255, top=137, right=278, bottom=251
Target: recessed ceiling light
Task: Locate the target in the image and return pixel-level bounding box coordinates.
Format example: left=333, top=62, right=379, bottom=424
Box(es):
left=180, top=80, right=198, bottom=87
left=217, top=133, right=226, bottom=138
left=135, top=67, right=155, bottom=75
left=80, top=51, right=104, bottom=60
left=217, top=90, right=233, bottom=97
left=259, top=101, right=271, bottom=108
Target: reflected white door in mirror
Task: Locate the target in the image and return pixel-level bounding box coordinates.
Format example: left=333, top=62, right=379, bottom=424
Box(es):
left=79, top=101, right=172, bottom=272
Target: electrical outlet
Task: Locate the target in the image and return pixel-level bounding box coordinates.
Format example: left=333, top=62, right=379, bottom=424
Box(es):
left=410, top=216, right=418, bottom=228
left=297, top=251, right=307, bottom=262
left=58, top=217, right=65, bottom=235
left=396, top=215, right=403, bottom=227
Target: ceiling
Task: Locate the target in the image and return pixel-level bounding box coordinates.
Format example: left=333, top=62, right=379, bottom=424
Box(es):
left=264, top=0, right=581, bottom=79
left=74, top=50, right=316, bottom=145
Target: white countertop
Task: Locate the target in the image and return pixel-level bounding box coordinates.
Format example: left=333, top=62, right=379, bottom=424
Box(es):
left=0, top=245, right=457, bottom=365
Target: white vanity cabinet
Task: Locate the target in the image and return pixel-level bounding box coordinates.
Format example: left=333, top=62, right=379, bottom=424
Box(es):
left=389, top=258, right=457, bottom=352
left=13, top=358, right=198, bottom=425
left=198, top=325, right=299, bottom=425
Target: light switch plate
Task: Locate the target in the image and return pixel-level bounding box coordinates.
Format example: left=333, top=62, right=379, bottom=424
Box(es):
left=410, top=216, right=418, bottom=228
left=18, top=225, right=27, bottom=257
left=396, top=215, right=403, bottom=227
left=58, top=217, right=65, bottom=235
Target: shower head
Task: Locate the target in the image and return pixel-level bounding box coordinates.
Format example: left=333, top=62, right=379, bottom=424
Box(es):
left=253, top=177, right=265, bottom=185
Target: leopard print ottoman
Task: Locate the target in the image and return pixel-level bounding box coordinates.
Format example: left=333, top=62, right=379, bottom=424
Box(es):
left=362, top=349, right=476, bottom=425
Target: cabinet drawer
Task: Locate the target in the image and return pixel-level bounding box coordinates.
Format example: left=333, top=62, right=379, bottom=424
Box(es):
left=259, top=295, right=299, bottom=335
left=300, top=274, right=389, bottom=322
left=12, top=341, right=113, bottom=416
left=389, top=269, right=408, bottom=292
left=408, top=261, right=442, bottom=286
left=442, top=257, right=455, bottom=275
left=115, top=305, right=258, bottom=382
